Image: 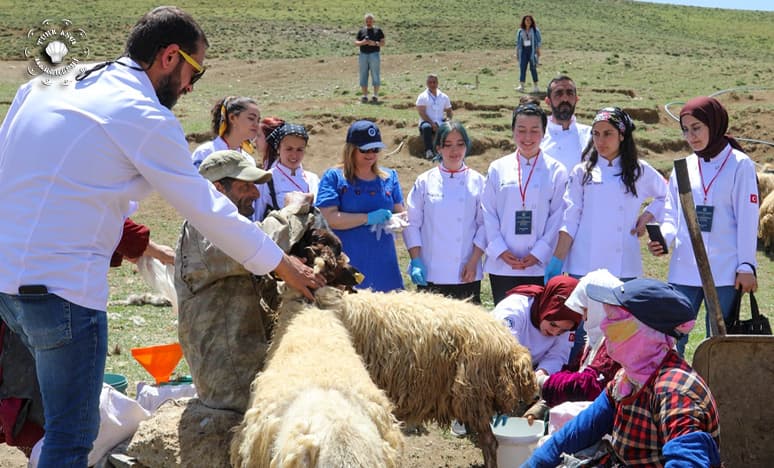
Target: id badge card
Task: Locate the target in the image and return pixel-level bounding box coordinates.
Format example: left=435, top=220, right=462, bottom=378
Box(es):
left=696, top=205, right=714, bottom=232
left=515, top=210, right=532, bottom=235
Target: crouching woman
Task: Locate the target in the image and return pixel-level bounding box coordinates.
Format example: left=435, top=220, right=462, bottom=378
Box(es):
left=522, top=279, right=720, bottom=467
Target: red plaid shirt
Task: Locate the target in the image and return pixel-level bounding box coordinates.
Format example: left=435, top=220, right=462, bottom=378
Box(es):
left=607, top=350, right=720, bottom=466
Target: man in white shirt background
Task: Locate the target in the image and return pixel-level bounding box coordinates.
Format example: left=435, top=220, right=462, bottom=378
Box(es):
left=0, top=7, right=321, bottom=466
left=540, top=75, right=591, bottom=172
left=416, top=74, right=453, bottom=160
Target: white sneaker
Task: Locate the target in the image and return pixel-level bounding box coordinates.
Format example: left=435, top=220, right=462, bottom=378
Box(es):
left=532, top=85, right=540, bottom=93
left=425, top=149, right=435, bottom=160
left=516, top=83, right=524, bottom=92
left=450, top=419, right=467, bottom=437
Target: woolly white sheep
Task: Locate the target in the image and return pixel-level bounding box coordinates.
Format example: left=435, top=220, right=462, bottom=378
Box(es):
left=310, top=286, right=538, bottom=468
left=229, top=300, right=403, bottom=468
left=757, top=170, right=774, bottom=204
left=758, top=190, right=774, bottom=253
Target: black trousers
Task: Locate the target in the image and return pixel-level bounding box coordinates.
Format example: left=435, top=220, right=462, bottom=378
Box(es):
left=489, top=274, right=543, bottom=306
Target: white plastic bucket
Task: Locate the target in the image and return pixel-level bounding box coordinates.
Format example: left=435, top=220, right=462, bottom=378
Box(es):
left=491, top=417, right=545, bottom=468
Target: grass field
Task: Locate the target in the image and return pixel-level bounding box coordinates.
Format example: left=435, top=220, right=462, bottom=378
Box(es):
left=0, top=0, right=772, bottom=392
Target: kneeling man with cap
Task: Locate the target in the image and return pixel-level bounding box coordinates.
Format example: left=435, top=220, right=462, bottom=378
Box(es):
left=523, top=278, right=721, bottom=468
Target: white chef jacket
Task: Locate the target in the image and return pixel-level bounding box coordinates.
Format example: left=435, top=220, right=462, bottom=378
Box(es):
left=403, top=164, right=486, bottom=284
left=0, top=59, right=283, bottom=310
left=661, top=146, right=758, bottom=286
left=561, top=157, right=667, bottom=278
left=482, top=151, right=567, bottom=277
left=255, top=162, right=320, bottom=221
left=191, top=136, right=254, bottom=169
left=415, top=88, right=452, bottom=125
left=492, top=294, right=573, bottom=375
left=540, top=116, right=591, bottom=172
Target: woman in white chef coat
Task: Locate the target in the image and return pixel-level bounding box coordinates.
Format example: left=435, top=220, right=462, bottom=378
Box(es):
left=403, top=121, right=486, bottom=303
left=191, top=96, right=261, bottom=168
left=546, top=107, right=666, bottom=281
left=255, top=122, right=319, bottom=220
left=481, top=104, right=568, bottom=305
left=648, top=96, right=758, bottom=355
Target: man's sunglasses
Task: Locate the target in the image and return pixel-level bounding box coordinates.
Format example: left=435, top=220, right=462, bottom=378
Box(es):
left=178, top=49, right=206, bottom=85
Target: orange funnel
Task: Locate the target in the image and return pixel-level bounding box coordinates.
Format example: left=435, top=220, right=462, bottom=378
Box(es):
left=131, top=343, right=183, bottom=384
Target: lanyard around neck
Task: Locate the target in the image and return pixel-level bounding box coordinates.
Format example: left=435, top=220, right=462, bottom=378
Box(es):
left=697, top=147, right=732, bottom=203
left=274, top=164, right=307, bottom=192
left=516, top=150, right=539, bottom=209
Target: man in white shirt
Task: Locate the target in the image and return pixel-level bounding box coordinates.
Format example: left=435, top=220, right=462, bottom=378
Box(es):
left=0, top=7, right=321, bottom=467
left=540, top=75, right=591, bottom=172
left=416, top=74, right=453, bottom=160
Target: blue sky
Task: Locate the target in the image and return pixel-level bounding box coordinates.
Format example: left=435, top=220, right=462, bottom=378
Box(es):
left=637, top=0, right=774, bottom=11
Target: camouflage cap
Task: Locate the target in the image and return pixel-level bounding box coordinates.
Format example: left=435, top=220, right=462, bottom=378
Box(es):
left=198, top=150, right=272, bottom=183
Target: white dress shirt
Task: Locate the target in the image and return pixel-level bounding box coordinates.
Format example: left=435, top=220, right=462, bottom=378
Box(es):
left=482, top=151, right=567, bottom=276
left=255, top=162, right=320, bottom=221
left=403, top=164, right=486, bottom=284
left=561, top=157, right=667, bottom=278
left=661, top=146, right=758, bottom=286
left=0, top=59, right=282, bottom=310
left=415, top=88, right=451, bottom=125
left=540, top=116, right=591, bottom=172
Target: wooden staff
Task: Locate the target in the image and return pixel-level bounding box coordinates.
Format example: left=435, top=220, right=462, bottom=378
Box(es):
left=674, top=158, right=726, bottom=336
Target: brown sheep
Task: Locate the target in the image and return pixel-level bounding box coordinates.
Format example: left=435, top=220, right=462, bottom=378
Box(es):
left=229, top=299, right=403, bottom=467
left=307, top=286, right=538, bottom=468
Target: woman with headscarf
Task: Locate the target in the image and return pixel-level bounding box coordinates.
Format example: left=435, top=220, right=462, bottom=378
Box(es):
left=492, top=275, right=581, bottom=385
left=191, top=96, right=260, bottom=168
left=523, top=278, right=721, bottom=467
left=648, top=96, right=758, bottom=355
left=254, top=122, right=319, bottom=220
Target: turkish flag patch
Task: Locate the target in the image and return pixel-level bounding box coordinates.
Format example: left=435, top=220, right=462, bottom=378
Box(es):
left=751, top=194, right=758, bottom=204
left=568, top=332, right=575, bottom=342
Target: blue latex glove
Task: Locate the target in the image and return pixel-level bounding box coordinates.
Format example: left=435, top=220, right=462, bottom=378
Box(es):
left=366, top=208, right=392, bottom=226
left=491, top=413, right=508, bottom=427
left=543, top=256, right=564, bottom=284
left=409, top=258, right=428, bottom=286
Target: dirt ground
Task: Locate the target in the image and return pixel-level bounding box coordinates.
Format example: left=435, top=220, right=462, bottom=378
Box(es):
left=0, top=53, right=771, bottom=467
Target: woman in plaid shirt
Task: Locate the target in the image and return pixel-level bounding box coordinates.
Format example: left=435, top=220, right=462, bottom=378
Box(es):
left=523, top=279, right=720, bottom=467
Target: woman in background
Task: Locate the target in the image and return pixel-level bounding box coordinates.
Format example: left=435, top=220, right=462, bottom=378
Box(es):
left=316, top=120, right=405, bottom=292
left=191, top=96, right=260, bottom=168
left=403, top=121, right=486, bottom=303
left=515, top=15, right=541, bottom=93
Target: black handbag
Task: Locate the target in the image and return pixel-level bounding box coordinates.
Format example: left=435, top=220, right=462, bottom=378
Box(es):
left=726, top=288, right=772, bottom=335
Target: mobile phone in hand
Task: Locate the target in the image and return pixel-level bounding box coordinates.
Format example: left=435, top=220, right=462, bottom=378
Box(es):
left=646, top=223, right=668, bottom=254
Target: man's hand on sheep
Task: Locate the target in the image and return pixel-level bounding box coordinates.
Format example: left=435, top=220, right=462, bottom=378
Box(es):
left=273, top=254, right=326, bottom=301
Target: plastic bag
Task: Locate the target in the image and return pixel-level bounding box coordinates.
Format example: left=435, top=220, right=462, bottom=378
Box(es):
left=369, top=211, right=409, bottom=240
left=136, top=256, right=178, bottom=314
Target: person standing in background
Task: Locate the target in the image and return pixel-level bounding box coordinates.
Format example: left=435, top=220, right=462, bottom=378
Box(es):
left=515, top=15, right=541, bottom=93
left=355, top=13, right=385, bottom=103
left=540, top=75, right=591, bottom=172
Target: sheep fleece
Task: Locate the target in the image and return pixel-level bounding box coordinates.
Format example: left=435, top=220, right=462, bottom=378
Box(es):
left=314, top=287, right=538, bottom=427
left=230, top=304, right=403, bottom=468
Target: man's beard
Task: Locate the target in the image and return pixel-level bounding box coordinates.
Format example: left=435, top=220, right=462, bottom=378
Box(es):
left=155, top=63, right=183, bottom=110
left=551, top=101, right=576, bottom=121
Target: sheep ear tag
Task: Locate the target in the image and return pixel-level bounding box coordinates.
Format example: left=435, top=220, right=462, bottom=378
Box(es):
left=131, top=342, right=183, bottom=384
left=354, top=271, right=365, bottom=284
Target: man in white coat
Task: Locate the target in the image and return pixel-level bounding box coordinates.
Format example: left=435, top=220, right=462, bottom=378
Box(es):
left=540, top=75, right=591, bottom=172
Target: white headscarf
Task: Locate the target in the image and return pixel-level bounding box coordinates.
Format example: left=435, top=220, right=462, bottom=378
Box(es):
left=564, top=269, right=623, bottom=348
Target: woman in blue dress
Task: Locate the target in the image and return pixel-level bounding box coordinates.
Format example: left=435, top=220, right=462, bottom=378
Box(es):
left=316, top=120, right=405, bottom=291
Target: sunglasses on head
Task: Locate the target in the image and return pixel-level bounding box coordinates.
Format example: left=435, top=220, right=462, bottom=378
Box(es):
left=360, top=148, right=381, bottom=153
left=177, top=49, right=206, bottom=85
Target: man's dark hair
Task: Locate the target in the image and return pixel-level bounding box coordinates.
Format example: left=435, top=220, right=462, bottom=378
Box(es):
left=546, top=75, right=576, bottom=98
left=216, top=177, right=236, bottom=191
left=125, top=6, right=208, bottom=65
left=511, top=103, right=547, bottom=131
